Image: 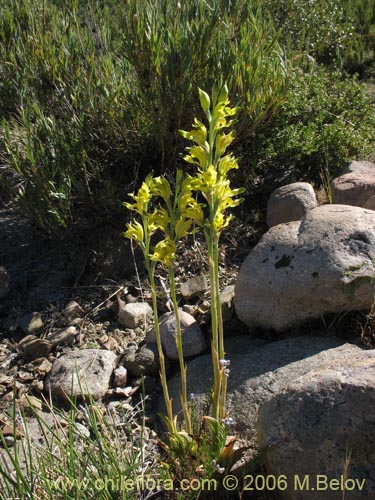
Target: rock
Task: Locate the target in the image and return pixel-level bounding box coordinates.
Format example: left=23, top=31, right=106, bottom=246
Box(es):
left=45, top=349, right=117, bottom=401
left=257, top=357, right=375, bottom=500
left=157, top=335, right=371, bottom=462
left=64, top=301, right=83, bottom=321
left=340, top=159, right=375, bottom=176
left=113, top=365, right=127, bottom=387
left=235, top=205, right=375, bottom=331
left=19, top=312, right=44, bottom=334
left=19, top=335, right=52, bottom=360
left=266, top=182, right=317, bottom=228
left=47, top=326, right=77, bottom=347
left=148, top=309, right=206, bottom=360
left=331, top=169, right=375, bottom=209
left=118, top=302, right=153, bottom=329
left=220, top=285, right=235, bottom=322
left=121, top=344, right=162, bottom=377
left=180, top=275, right=208, bottom=299
left=0, top=266, right=9, bottom=299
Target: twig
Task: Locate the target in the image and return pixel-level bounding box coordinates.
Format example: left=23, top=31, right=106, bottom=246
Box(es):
left=89, top=286, right=125, bottom=315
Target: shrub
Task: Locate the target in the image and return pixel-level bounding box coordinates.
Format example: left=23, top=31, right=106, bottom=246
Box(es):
left=0, top=0, right=286, bottom=235
left=250, top=63, right=375, bottom=186
left=117, top=0, right=286, bottom=169
left=0, top=0, right=148, bottom=234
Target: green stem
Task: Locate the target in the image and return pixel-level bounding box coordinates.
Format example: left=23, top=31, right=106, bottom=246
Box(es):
left=207, top=226, right=221, bottom=420
left=169, top=267, right=192, bottom=434
left=213, top=234, right=225, bottom=360
left=149, top=267, right=175, bottom=432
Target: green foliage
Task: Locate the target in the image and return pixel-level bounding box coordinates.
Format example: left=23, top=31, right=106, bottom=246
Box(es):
left=0, top=393, right=155, bottom=499
left=118, top=0, right=286, bottom=168
left=263, top=0, right=375, bottom=73
left=0, top=0, right=286, bottom=235
left=0, top=0, right=146, bottom=234
left=252, top=63, right=375, bottom=185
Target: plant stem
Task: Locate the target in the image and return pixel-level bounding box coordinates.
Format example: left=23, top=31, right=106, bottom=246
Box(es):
left=149, top=268, right=175, bottom=432
left=169, top=267, right=192, bottom=434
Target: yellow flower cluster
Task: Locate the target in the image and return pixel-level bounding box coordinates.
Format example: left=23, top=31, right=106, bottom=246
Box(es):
left=180, top=85, right=244, bottom=235
left=123, top=172, right=204, bottom=267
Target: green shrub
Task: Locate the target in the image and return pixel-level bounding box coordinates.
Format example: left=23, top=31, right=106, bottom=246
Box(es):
left=263, top=0, right=375, bottom=74
left=0, top=0, right=147, bottom=234
left=118, top=0, right=286, bottom=169
left=0, top=0, right=286, bottom=235
left=250, top=63, right=375, bottom=186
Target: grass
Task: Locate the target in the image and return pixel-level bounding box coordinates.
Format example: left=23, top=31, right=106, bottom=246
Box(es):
left=0, top=390, right=160, bottom=499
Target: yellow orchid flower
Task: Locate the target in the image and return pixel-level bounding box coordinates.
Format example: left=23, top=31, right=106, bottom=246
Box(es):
left=215, top=131, right=235, bottom=157
left=150, top=238, right=176, bottom=267
left=148, top=207, right=169, bottom=233
left=123, top=173, right=153, bottom=215
left=151, top=176, right=172, bottom=202
left=175, top=218, right=192, bottom=239
left=183, top=145, right=209, bottom=169
left=123, top=220, right=144, bottom=244
left=218, top=154, right=239, bottom=176
left=198, top=87, right=210, bottom=112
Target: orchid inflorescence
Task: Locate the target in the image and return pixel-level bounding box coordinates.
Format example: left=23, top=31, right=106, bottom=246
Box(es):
left=123, top=83, right=244, bottom=478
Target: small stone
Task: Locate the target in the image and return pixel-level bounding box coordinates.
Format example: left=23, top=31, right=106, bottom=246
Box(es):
left=118, top=302, right=153, bottom=329
left=45, top=349, right=117, bottom=401
left=122, top=345, right=162, bottom=377
left=4, top=436, right=15, bottom=447
left=220, top=285, right=235, bottom=322
left=74, top=422, right=90, bottom=439
left=19, top=335, right=52, bottom=360
left=19, top=312, right=44, bottom=334
left=266, top=182, right=317, bottom=228
left=64, top=301, right=83, bottom=321
left=148, top=309, right=206, bottom=360
left=180, top=275, right=208, bottom=299
left=182, top=304, right=198, bottom=316
left=113, top=366, right=127, bottom=387
left=36, top=358, right=53, bottom=376
left=47, top=326, right=77, bottom=347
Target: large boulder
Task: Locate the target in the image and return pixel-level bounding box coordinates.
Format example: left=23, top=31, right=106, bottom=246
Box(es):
left=266, top=182, right=317, bottom=228
left=331, top=163, right=375, bottom=209
left=339, top=159, right=375, bottom=176
left=258, top=357, right=375, bottom=500
left=235, top=205, right=375, bottom=331
left=157, top=336, right=371, bottom=455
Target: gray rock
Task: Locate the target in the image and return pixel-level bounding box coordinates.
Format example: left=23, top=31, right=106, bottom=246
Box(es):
left=331, top=169, right=375, bottom=208
left=64, top=301, right=83, bottom=321
left=339, top=159, right=375, bottom=176
left=235, top=205, right=375, bottom=331
left=148, top=309, right=206, bottom=360
left=47, top=326, right=77, bottom=347
left=118, top=302, right=153, bottom=329
left=258, top=356, right=375, bottom=500
left=220, top=285, right=235, bottom=322
left=45, top=349, right=117, bottom=400
left=121, top=344, right=161, bottom=377
left=19, top=335, right=52, bottom=360
left=20, top=312, right=44, bottom=334
left=180, top=274, right=208, bottom=299
left=157, top=335, right=367, bottom=463
left=113, top=365, right=128, bottom=387
left=266, top=182, right=317, bottom=228
left=0, top=266, right=9, bottom=299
